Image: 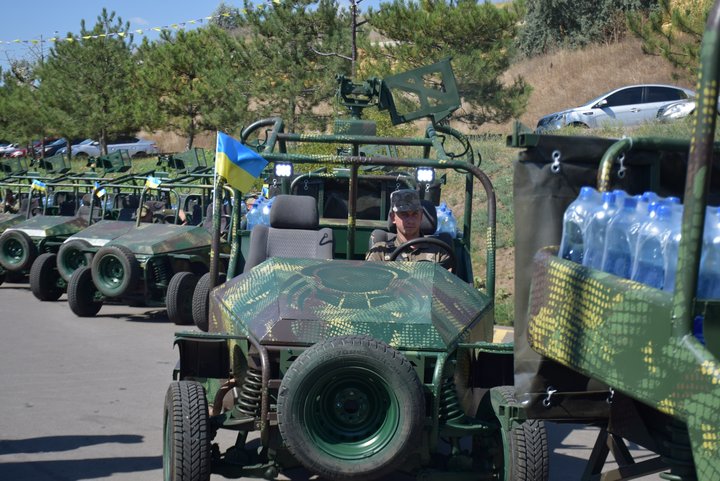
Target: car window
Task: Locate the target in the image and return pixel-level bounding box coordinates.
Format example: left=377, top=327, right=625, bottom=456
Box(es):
left=646, top=87, right=688, bottom=103
left=603, top=87, right=643, bottom=107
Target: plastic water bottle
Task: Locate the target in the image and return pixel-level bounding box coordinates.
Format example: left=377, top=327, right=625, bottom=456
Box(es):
left=261, top=197, right=274, bottom=225
left=698, top=206, right=720, bottom=299
left=601, top=196, right=642, bottom=278
left=661, top=202, right=683, bottom=292
left=559, top=186, right=600, bottom=263
left=435, top=202, right=456, bottom=238
left=631, top=204, right=673, bottom=289
left=445, top=208, right=457, bottom=239
left=583, top=192, right=617, bottom=270
left=246, top=196, right=264, bottom=231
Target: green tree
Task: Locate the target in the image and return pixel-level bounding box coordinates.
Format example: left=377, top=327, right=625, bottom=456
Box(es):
left=628, top=0, right=711, bottom=78
left=137, top=26, right=251, bottom=149
left=241, top=0, right=353, bottom=131
left=37, top=9, right=140, bottom=156
left=516, top=0, right=654, bottom=58
left=364, top=0, right=530, bottom=127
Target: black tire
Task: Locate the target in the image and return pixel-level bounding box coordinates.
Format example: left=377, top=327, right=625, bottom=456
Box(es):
left=92, top=244, right=139, bottom=298
left=67, top=266, right=103, bottom=317
left=30, top=253, right=64, bottom=301
left=0, top=269, right=4, bottom=286
left=191, top=272, right=225, bottom=332
left=163, top=381, right=211, bottom=481
left=277, top=335, right=425, bottom=481
left=167, top=272, right=199, bottom=325
left=0, top=230, right=37, bottom=272
left=57, top=239, right=93, bottom=282
left=478, top=386, right=549, bottom=481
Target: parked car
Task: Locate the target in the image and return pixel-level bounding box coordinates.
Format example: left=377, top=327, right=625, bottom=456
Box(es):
left=536, top=84, right=695, bottom=132
left=37, top=138, right=84, bottom=157
left=59, top=136, right=159, bottom=158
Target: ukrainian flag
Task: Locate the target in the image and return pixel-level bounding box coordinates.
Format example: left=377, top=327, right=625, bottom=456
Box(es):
left=145, top=176, right=162, bottom=189
left=215, top=131, right=268, bottom=192
left=94, top=182, right=106, bottom=199
left=31, top=179, right=47, bottom=192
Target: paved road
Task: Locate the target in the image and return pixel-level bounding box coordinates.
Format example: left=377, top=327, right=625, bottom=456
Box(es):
left=0, top=282, right=664, bottom=481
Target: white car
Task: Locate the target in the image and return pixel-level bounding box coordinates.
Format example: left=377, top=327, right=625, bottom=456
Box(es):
left=536, top=84, right=696, bottom=132
left=59, top=136, right=159, bottom=158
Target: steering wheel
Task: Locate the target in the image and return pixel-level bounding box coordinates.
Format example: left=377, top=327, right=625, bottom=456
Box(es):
left=388, top=237, right=456, bottom=272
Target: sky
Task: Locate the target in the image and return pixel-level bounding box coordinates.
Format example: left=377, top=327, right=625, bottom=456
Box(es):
left=0, top=0, right=388, bottom=73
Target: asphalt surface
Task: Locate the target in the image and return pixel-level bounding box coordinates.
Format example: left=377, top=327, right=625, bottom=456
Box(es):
left=0, top=281, right=664, bottom=481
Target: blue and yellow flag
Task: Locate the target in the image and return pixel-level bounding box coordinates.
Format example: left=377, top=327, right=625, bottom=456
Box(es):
left=145, top=176, right=162, bottom=189
left=215, top=131, right=268, bottom=192
left=94, top=182, right=106, bottom=199
left=31, top=179, right=47, bottom=192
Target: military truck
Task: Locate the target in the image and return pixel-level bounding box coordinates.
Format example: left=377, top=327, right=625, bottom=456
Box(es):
left=165, top=60, right=549, bottom=481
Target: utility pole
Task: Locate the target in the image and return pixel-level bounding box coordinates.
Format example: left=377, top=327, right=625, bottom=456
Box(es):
left=350, top=0, right=367, bottom=79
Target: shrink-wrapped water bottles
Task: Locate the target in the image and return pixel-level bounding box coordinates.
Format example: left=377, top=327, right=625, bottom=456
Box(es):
left=435, top=202, right=458, bottom=238
left=631, top=203, right=673, bottom=290
left=559, top=186, right=600, bottom=263
left=698, top=206, right=720, bottom=299
left=601, top=195, right=643, bottom=279
left=245, top=196, right=265, bottom=231
left=582, top=192, right=617, bottom=270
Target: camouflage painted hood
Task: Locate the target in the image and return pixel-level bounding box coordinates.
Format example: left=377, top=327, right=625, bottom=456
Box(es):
left=64, top=219, right=137, bottom=247
left=105, top=223, right=212, bottom=255
left=209, top=257, right=494, bottom=350
left=9, top=215, right=89, bottom=238
left=0, top=213, right=25, bottom=233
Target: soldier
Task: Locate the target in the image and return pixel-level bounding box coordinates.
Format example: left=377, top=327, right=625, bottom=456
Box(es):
left=365, top=189, right=451, bottom=266
left=1, top=189, right=19, bottom=214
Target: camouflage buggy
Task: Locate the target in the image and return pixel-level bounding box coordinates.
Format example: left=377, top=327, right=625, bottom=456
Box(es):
left=66, top=179, right=228, bottom=324
left=165, top=61, right=549, bottom=481
left=505, top=6, right=720, bottom=480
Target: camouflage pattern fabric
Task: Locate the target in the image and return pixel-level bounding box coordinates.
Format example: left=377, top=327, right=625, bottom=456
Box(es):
left=365, top=239, right=450, bottom=264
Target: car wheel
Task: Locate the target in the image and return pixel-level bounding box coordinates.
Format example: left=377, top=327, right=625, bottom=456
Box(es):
left=475, top=386, right=549, bottom=481
left=163, top=381, right=211, bottom=481
left=0, top=269, right=4, bottom=286
left=0, top=230, right=37, bottom=272
left=75, top=152, right=89, bottom=159
left=277, top=335, right=424, bottom=481
left=132, top=151, right=147, bottom=159
left=91, top=245, right=139, bottom=298
left=67, top=266, right=103, bottom=317
left=57, top=239, right=93, bottom=282
left=191, top=272, right=225, bottom=332
left=30, top=253, right=64, bottom=301
left=166, top=271, right=199, bottom=325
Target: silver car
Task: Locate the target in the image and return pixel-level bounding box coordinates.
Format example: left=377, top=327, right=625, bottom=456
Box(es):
left=59, top=136, right=159, bottom=158
left=536, top=84, right=696, bottom=132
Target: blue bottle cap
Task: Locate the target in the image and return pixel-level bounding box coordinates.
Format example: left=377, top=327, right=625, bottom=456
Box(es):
left=623, top=196, right=638, bottom=209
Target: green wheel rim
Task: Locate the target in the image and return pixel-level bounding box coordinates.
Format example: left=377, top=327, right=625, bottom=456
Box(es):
left=97, top=255, right=125, bottom=291
left=2, top=238, right=25, bottom=267
left=301, top=366, right=399, bottom=460
left=64, top=249, right=88, bottom=273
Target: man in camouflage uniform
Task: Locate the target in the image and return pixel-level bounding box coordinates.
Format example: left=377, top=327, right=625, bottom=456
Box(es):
left=365, top=189, right=451, bottom=266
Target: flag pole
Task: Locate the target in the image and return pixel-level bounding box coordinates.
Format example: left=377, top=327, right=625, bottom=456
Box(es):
left=209, top=132, right=223, bottom=292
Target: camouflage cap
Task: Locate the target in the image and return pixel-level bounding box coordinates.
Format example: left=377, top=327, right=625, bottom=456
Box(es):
left=391, top=189, right=421, bottom=213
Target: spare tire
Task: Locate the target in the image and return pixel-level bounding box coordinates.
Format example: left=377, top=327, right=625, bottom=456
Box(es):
left=57, top=239, right=93, bottom=282
left=277, top=335, right=424, bottom=481
left=0, top=230, right=37, bottom=272
left=191, top=272, right=225, bottom=332
left=91, top=244, right=139, bottom=298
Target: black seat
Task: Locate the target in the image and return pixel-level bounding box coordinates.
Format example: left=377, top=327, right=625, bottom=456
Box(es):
left=243, top=195, right=334, bottom=273
left=368, top=199, right=451, bottom=248
left=117, top=194, right=140, bottom=221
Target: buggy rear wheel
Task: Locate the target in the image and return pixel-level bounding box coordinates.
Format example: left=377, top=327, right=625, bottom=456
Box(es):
left=30, top=252, right=64, bottom=301
left=192, top=272, right=225, bottom=332
left=276, top=335, right=424, bottom=481
left=92, top=244, right=139, bottom=298
left=68, top=266, right=103, bottom=317
left=0, top=230, right=37, bottom=272
left=477, top=386, right=549, bottom=481
left=166, top=271, right=198, bottom=325
left=57, top=239, right=92, bottom=282
left=163, top=381, right=211, bottom=481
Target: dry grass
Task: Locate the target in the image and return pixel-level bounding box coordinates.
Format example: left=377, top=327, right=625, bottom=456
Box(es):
left=477, top=37, right=695, bottom=133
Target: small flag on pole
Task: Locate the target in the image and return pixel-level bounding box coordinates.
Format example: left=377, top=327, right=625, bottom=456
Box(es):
left=215, top=131, right=268, bottom=192
left=31, top=179, right=47, bottom=192
left=94, top=182, right=106, bottom=198
left=145, top=176, right=162, bottom=189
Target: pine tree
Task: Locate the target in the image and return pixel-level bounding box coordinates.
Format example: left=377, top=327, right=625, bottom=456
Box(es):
left=37, top=9, right=139, bottom=156
left=136, top=26, right=251, bottom=148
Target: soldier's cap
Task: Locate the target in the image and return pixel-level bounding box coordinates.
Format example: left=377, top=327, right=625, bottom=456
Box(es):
left=390, top=189, right=421, bottom=213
